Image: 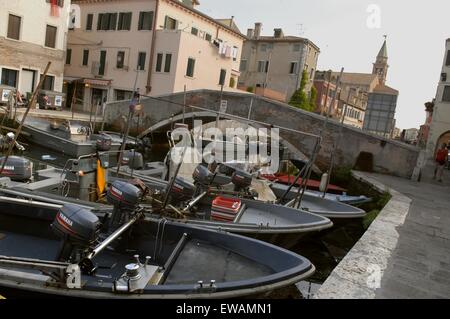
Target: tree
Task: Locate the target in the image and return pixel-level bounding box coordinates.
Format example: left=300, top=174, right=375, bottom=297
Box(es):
left=308, top=85, right=317, bottom=111
left=289, top=70, right=315, bottom=112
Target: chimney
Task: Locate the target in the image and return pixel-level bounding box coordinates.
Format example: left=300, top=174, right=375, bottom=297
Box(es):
left=254, top=22, right=262, bottom=39
left=274, top=28, right=284, bottom=38
left=247, top=28, right=254, bottom=38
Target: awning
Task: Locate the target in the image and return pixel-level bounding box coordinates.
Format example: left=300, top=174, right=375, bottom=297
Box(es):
left=63, top=77, right=112, bottom=87
left=83, top=78, right=112, bottom=87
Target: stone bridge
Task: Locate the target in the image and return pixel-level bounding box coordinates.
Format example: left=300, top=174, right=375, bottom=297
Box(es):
left=104, top=89, right=419, bottom=178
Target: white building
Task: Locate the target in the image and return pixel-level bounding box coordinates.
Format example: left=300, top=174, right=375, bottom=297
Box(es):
left=64, top=0, right=245, bottom=111
left=0, top=0, right=70, bottom=96
left=427, top=39, right=450, bottom=156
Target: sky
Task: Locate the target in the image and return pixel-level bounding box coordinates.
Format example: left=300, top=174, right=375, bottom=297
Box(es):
left=198, top=0, right=450, bottom=130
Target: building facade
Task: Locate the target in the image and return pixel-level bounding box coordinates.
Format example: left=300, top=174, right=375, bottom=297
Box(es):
left=65, top=0, right=245, bottom=111
left=426, top=39, right=450, bottom=157
left=403, top=128, right=419, bottom=144
left=238, top=23, right=320, bottom=102
left=313, top=71, right=341, bottom=117
left=0, top=0, right=70, bottom=96
left=314, top=71, right=368, bottom=129
left=318, top=39, right=399, bottom=136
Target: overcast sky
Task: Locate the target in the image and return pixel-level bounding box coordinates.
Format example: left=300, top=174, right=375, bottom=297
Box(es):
left=199, top=0, right=449, bottom=130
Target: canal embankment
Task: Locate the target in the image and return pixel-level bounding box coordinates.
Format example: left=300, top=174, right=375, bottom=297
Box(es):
left=315, top=170, right=450, bottom=299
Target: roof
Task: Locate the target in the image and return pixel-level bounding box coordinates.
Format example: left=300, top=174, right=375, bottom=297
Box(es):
left=331, top=72, right=379, bottom=86
left=377, top=39, right=388, bottom=59
left=216, top=19, right=241, bottom=34
left=72, top=0, right=245, bottom=39
left=248, top=35, right=320, bottom=52
left=373, top=84, right=399, bottom=95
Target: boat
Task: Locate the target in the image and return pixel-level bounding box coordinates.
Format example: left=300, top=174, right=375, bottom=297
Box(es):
left=0, top=180, right=316, bottom=298
left=19, top=116, right=121, bottom=158
left=261, top=173, right=346, bottom=194
left=269, top=182, right=367, bottom=219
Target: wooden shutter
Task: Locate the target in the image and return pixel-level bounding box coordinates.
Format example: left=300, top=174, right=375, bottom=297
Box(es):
left=7, top=14, right=21, bottom=40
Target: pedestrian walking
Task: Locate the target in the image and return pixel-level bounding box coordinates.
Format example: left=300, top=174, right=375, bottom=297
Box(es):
left=434, top=143, right=448, bottom=182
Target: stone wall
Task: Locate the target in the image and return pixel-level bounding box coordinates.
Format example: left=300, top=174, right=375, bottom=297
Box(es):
left=104, top=89, right=420, bottom=178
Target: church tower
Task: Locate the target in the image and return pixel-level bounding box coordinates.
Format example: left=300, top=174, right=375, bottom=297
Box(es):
left=372, top=36, right=389, bottom=85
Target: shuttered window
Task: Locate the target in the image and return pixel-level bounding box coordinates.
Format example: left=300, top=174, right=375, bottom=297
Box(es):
left=443, top=86, right=450, bottom=102
left=97, top=13, right=117, bottom=31
left=83, top=50, right=89, bottom=66
left=117, top=51, right=125, bottom=69
left=156, top=53, right=163, bottom=72
left=7, top=14, right=21, bottom=40
left=137, top=52, right=146, bottom=70
left=118, top=12, right=132, bottom=31
left=446, top=50, right=450, bottom=66
left=45, top=25, right=57, bottom=48
left=138, top=12, right=153, bottom=30
left=186, top=58, right=195, bottom=77
left=164, top=54, right=172, bottom=73
left=86, top=14, right=93, bottom=30
left=65, top=49, right=72, bottom=64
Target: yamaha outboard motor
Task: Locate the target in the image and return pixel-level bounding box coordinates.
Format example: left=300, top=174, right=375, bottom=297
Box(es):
left=231, top=169, right=252, bottom=192
left=96, top=134, right=112, bottom=151
left=121, top=150, right=144, bottom=170
left=52, top=204, right=100, bottom=262
left=192, top=164, right=214, bottom=185
left=0, top=156, right=32, bottom=181
left=107, top=180, right=142, bottom=231
left=169, top=177, right=195, bottom=204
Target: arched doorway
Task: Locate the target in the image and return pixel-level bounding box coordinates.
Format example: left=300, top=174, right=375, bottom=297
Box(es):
left=436, top=131, right=450, bottom=154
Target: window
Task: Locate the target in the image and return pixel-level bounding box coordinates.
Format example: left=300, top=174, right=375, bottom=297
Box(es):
left=86, top=14, right=93, bottom=30
left=83, top=49, right=89, bottom=66
left=293, top=44, right=301, bottom=52
left=118, top=12, right=132, bottom=31
left=205, top=33, right=212, bottom=42
left=65, top=49, right=72, bottom=64
left=117, top=51, right=125, bottom=68
left=41, top=74, right=55, bottom=91
left=97, top=13, right=117, bottom=31
left=191, top=27, right=198, bottom=36
left=186, top=58, right=195, bottom=77
left=164, top=16, right=177, bottom=30
left=219, top=69, right=226, bottom=86
left=1, top=68, right=18, bottom=87
left=45, top=25, right=57, bottom=48
left=99, top=50, right=106, bottom=76
left=138, top=11, right=153, bottom=30
left=115, top=89, right=133, bottom=101
left=164, top=54, right=172, bottom=73
left=239, top=60, right=247, bottom=72
left=289, top=62, right=298, bottom=74
left=156, top=53, right=163, bottom=72
left=137, top=52, right=146, bottom=70
left=258, top=61, right=269, bottom=73
left=310, top=68, right=315, bottom=80
left=260, top=44, right=267, bottom=52
left=446, top=50, right=450, bottom=67
left=443, top=86, right=450, bottom=102
left=7, top=14, right=21, bottom=40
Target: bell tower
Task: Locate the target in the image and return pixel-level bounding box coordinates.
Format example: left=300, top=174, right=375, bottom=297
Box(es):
left=373, top=35, right=389, bottom=85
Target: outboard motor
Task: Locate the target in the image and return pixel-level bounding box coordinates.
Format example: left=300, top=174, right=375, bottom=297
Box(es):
left=121, top=150, right=144, bottom=170
left=169, top=177, right=195, bottom=204
left=231, top=169, right=252, bottom=192
left=0, top=156, right=32, bottom=181
left=192, top=164, right=214, bottom=185
left=107, top=180, right=142, bottom=231
left=52, top=204, right=100, bottom=262
left=96, top=134, right=112, bottom=152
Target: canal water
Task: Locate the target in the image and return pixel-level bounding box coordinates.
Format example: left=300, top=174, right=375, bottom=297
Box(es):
left=2, top=142, right=373, bottom=299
